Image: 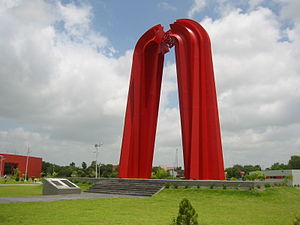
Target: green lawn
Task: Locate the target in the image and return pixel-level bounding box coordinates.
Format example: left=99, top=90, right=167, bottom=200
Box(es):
left=0, top=183, right=91, bottom=197
left=0, top=178, right=40, bottom=184
left=0, top=186, right=300, bottom=225
left=0, top=184, right=42, bottom=197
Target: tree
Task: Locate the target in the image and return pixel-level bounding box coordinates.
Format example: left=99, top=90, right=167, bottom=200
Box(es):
left=244, top=171, right=265, bottom=181
left=100, top=164, right=113, bottom=177
left=268, top=162, right=290, bottom=170
left=152, top=167, right=170, bottom=179
left=243, top=165, right=261, bottom=174
left=12, top=168, right=21, bottom=181
left=42, top=161, right=60, bottom=177
left=225, top=165, right=244, bottom=179
left=288, top=155, right=300, bottom=169
left=172, top=198, right=199, bottom=225
left=81, top=162, right=87, bottom=170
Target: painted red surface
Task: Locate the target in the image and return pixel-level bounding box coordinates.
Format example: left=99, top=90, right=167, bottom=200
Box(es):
left=0, top=153, right=42, bottom=178
left=118, top=19, right=225, bottom=180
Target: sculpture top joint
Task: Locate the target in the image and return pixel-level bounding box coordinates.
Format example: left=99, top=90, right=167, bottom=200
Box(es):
left=163, top=30, right=176, bottom=49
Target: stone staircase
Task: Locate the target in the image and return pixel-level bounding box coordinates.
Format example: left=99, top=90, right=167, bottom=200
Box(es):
left=85, top=178, right=165, bottom=196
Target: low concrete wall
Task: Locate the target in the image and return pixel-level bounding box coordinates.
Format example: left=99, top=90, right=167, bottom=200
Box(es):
left=67, top=177, right=282, bottom=190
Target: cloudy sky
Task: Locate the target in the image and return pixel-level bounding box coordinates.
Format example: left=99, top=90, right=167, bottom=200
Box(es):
left=0, top=0, right=299, bottom=169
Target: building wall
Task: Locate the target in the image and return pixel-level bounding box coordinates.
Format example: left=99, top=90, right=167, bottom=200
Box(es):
left=260, top=170, right=300, bottom=186
left=292, top=170, right=300, bottom=186
left=0, top=153, right=42, bottom=178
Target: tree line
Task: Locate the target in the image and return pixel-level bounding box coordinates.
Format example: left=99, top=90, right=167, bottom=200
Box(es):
left=226, top=155, right=300, bottom=179
left=42, top=161, right=118, bottom=178
left=42, top=155, right=300, bottom=179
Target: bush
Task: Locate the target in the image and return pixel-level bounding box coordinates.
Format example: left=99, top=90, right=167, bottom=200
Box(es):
left=248, top=185, right=254, bottom=191
left=294, top=214, right=300, bottom=225
left=223, top=184, right=227, bottom=190
left=165, top=184, right=170, bottom=189
left=173, top=184, right=178, bottom=189
left=265, top=183, right=271, bottom=188
left=171, top=198, right=199, bottom=225
left=210, top=184, right=214, bottom=189
left=244, top=172, right=265, bottom=181
left=152, top=167, right=170, bottom=179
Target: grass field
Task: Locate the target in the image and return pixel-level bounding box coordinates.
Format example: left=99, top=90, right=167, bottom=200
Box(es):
left=0, top=178, right=40, bottom=184
left=0, top=184, right=42, bottom=197
left=0, top=186, right=299, bottom=225
left=0, top=183, right=91, bottom=197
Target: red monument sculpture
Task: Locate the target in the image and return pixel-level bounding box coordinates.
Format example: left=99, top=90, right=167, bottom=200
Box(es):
left=118, top=19, right=225, bottom=180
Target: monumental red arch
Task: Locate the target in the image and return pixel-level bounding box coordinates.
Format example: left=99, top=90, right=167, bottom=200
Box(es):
left=118, top=19, right=225, bottom=180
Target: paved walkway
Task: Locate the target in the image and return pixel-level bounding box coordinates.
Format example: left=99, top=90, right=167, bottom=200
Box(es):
left=0, top=184, right=41, bottom=186
left=0, top=192, right=145, bottom=204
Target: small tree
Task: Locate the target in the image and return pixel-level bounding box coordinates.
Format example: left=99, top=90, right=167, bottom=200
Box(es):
left=12, top=168, right=21, bottom=181
left=294, top=214, right=300, bottom=225
left=152, top=167, right=170, bottom=179
left=244, top=171, right=265, bottom=181
left=172, top=198, right=199, bottom=225
left=284, top=174, right=293, bottom=186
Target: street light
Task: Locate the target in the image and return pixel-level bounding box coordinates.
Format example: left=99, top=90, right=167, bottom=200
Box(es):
left=94, top=143, right=103, bottom=179
left=24, top=144, right=31, bottom=182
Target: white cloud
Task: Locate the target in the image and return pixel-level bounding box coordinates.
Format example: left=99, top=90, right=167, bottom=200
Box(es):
left=199, top=6, right=300, bottom=167
left=157, top=2, right=177, bottom=11
left=188, top=0, right=207, bottom=18
left=0, top=0, right=129, bottom=165
left=276, top=0, right=300, bottom=23
left=1, top=0, right=299, bottom=169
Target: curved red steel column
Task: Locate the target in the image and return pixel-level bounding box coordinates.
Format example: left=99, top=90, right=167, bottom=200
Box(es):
left=170, top=19, right=224, bottom=180
left=118, top=25, right=169, bottom=178
left=119, top=19, right=225, bottom=180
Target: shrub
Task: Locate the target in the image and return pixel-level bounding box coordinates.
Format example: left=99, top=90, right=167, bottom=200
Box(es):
left=284, top=174, right=293, bottom=186
left=171, top=198, right=199, bottom=225
left=248, top=185, right=254, bottom=191
left=265, top=183, right=271, bottom=188
left=222, top=184, right=227, bottom=190
left=152, top=167, right=170, bottom=179
left=165, top=184, right=170, bottom=189
left=210, top=184, right=214, bottom=189
left=173, top=184, right=178, bottom=189
left=294, top=214, right=300, bottom=225
left=197, top=185, right=200, bottom=189
left=244, top=172, right=265, bottom=181
left=185, top=185, right=189, bottom=189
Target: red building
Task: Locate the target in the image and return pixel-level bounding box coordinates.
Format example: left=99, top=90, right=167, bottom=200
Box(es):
left=0, top=153, right=42, bottom=178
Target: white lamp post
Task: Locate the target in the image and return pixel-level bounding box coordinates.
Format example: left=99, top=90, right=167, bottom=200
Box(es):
left=94, top=143, right=103, bottom=179
left=25, top=144, right=31, bottom=181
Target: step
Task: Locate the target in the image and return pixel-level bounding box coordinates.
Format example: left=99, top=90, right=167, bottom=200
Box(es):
left=85, top=179, right=164, bottom=196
